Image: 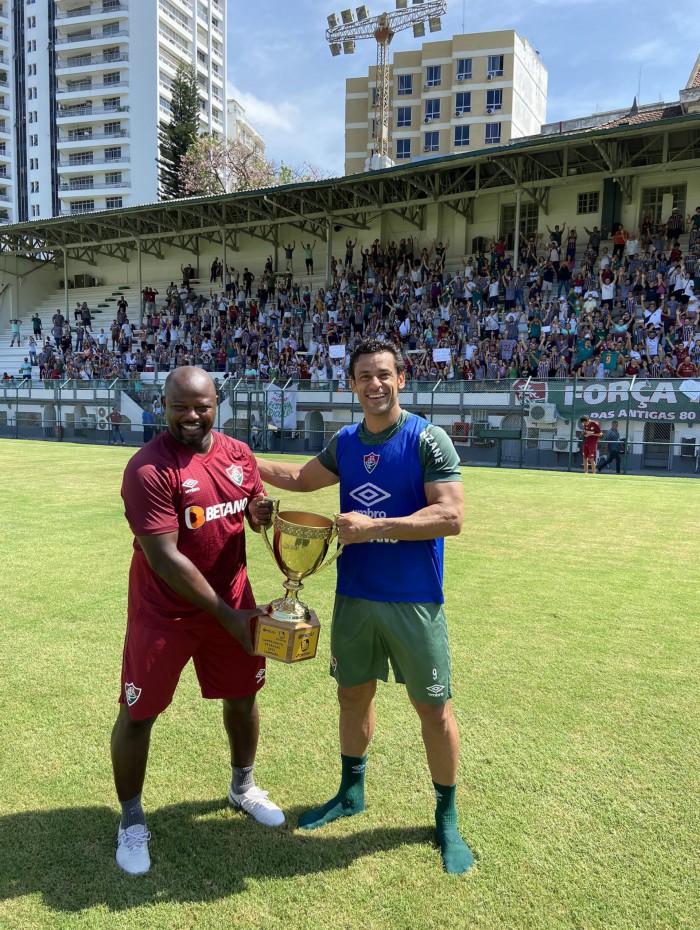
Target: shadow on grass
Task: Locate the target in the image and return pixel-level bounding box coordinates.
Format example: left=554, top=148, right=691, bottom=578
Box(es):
left=0, top=800, right=434, bottom=911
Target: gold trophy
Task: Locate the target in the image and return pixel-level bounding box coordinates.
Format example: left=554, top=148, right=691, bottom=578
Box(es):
left=255, top=500, right=342, bottom=663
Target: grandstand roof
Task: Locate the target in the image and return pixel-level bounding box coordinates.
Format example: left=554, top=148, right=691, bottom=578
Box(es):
left=0, top=111, right=699, bottom=264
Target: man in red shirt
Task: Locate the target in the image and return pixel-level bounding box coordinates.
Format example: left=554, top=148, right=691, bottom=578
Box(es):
left=579, top=415, right=603, bottom=474
left=110, top=367, right=283, bottom=876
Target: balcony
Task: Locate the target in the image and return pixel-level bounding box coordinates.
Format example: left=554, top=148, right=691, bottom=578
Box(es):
left=59, top=155, right=130, bottom=168
left=56, top=52, right=129, bottom=70
left=55, top=2, right=129, bottom=19
left=57, top=80, right=129, bottom=96
left=58, top=128, right=129, bottom=142
left=55, top=29, right=129, bottom=46
left=57, top=104, right=131, bottom=119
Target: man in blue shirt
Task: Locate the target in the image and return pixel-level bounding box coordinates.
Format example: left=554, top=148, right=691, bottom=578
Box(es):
left=257, top=338, right=472, bottom=874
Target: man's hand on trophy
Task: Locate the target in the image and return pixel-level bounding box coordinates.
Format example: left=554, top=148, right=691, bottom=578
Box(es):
left=219, top=605, right=270, bottom=654
left=248, top=494, right=275, bottom=528
left=335, top=511, right=377, bottom=545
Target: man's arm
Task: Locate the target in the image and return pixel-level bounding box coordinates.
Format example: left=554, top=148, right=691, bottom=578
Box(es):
left=137, top=532, right=266, bottom=653
left=255, top=454, right=339, bottom=493
left=335, top=480, right=463, bottom=544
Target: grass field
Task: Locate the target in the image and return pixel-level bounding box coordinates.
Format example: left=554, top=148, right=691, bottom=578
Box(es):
left=1, top=439, right=698, bottom=930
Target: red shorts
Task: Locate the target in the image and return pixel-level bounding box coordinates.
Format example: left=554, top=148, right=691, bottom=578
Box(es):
left=118, top=587, right=265, bottom=721
left=583, top=441, right=599, bottom=459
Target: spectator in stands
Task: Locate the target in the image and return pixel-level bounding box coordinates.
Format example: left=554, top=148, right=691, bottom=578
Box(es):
left=10, top=318, right=21, bottom=346
left=665, top=207, right=684, bottom=247
left=283, top=241, right=296, bottom=272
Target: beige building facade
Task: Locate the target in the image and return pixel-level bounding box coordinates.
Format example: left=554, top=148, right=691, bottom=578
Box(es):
left=345, top=29, right=547, bottom=174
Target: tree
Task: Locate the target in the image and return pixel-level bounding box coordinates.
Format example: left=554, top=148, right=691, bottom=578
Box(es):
left=178, top=134, right=329, bottom=197
left=158, top=62, right=200, bottom=199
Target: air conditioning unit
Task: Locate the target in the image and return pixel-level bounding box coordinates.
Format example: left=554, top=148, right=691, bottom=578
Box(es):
left=537, top=429, right=556, bottom=451
left=487, top=73, right=494, bottom=80
left=528, top=402, right=558, bottom=425
left=455, top=110, right=462, bottom=118
left=457, top=76, right=465, bottom=83
left=424, top=145, right=433, bottom=152
left=424, top=116, right=432, bottom=123
left=423, top=82, right=430, bottom=90
left=486, top=107, right=494, bottom=115
left=554, top=437, right=570, bottom=453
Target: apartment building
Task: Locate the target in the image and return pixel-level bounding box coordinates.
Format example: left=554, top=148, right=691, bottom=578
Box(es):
left=0, top=0, right=226, bottom=224
left=226, top=96, right=265, bottom=157
left=345, top=29, right=547, bottom=174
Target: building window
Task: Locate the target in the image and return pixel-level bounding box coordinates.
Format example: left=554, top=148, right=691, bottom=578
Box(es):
left=70, top=176, right=94, bottom=189
left=104, top=97, right=121, bottom=111
left=371, top=86, right=376, bottom=106
left=396, top=106, right=411, bottom=128
left=29, top=133, right=38, bottom=146
left=105, top=146, right=122, bottom=161
left=69, top=152, right=93, bottom=165
left=103, top=72, right=121, bottom=85
left=486, top=89, right=502, bottom=112
left=27, top=40, right=36, bottom=52
left=69, top=200, right=95, bottom=213
left=424, top=130, right=439, bottom=153
left=32, top=204, right=40, bottom=217
left=577, top=191, right=600, bottom=214
left=103, top=47, right=121, bottom=62
left=27, top=15, right=36, bottom=27
left=106, top=196, right=123, bottom=209
left=454, top=125, right=470, bottom=147
left=456, top=58, right=472, bottom=81
left=487, top=55, right=504, bottom=77
left=397, top=74, right=413, bottom=96
left=425, top=65, right=441, bottom=88
left=425, top=98, right=440, bottom=121
left=30, top=180, right=39, bottom=192
left=396, top=138, right=411, bottom=160
left=27, top=63, right=36, bottom=76
left=485, top=122, right=501, bottom=144
left=105, top=171, right=122, bottom=184
left=28, top=86, right=37, bottom=99
left=455, top=92, right=471, bottom=115
left=104, top=121, right=122, bottom=134
left=102, top=22, right=120, bottom=36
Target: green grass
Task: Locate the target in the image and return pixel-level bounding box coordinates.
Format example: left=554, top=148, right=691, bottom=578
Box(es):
left=1, top=440, right=698, bottom=930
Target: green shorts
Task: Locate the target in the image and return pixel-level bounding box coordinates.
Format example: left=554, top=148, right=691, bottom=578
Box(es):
left=330, top=594, right=452, bottom=705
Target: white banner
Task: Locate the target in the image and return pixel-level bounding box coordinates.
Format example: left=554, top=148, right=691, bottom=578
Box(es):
left=329, top=344, right=346, bottom=359
left=432, top=347, right=451, bottom=363
left=267, top=385, right=298, bottom=429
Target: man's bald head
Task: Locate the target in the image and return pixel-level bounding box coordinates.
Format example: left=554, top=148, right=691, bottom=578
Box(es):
left=163, top=367, right=218, bottom=453
left=164, top=366, right=216, bottom=403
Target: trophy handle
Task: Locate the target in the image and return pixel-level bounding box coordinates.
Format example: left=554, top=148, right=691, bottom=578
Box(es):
left=260, top=497, right=280, bottom=560
left=306, top=520, right=344, bottom=578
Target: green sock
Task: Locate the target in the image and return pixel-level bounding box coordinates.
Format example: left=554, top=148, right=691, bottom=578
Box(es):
left=434, top=782, right=474, bottom=875
left=298, top=754, right=366, bottom=830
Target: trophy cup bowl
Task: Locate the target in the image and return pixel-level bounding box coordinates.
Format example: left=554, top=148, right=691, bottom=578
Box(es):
left=255, top=501, right=343, bottom=663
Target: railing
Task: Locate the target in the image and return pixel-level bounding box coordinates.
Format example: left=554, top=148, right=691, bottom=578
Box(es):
left=57, top=81, right=130, bottom=94
left=59, top=129, right=129, bottom=141
left=57, top=105, right=130, bottom=117
left=55, top=2, right=129, bottom=19
left=59, top=156, right=130, bottom=167
left=2, top=377, right=698, bottom=475
left=55, top=29, right=129, bottom=44
left=56, top=52, right=129, bottom=69
left=59, top=180, right=128, bottom=190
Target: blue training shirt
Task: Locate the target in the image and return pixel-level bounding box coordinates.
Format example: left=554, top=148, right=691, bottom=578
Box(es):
left=335, top=413, right=445, bottom=604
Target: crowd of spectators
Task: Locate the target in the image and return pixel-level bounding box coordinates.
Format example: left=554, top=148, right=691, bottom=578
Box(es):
left=5, top=205, right=700, bottom=388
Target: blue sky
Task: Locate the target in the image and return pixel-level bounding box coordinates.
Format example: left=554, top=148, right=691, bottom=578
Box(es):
left=227, top=1, right=700, bottom=177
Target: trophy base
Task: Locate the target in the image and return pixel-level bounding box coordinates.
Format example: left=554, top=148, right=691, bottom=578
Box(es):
left=254, top=610, right=320, bottom=663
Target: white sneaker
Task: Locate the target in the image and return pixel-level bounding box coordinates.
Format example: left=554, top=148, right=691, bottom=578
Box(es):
left=116, top=824, right=151, bottom=875
left=228, top=785, right=285, bottom=827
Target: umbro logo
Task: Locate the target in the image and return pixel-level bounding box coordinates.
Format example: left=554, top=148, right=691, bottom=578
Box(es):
left=351, top=764, right=366, bottom=774
left=349, top=482, right=391, bottom=507
left=426, top=683, right=445, bottom=697
left=255, top=668, right=266, bottom=684
left=182, top=478, right=200, bottom=495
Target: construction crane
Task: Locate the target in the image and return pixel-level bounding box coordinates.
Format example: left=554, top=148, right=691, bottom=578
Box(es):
left=326, top=1, right=447, bottom=170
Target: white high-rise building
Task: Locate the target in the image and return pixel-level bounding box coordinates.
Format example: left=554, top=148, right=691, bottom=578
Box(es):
left=0, top=0, right=226, bottom=224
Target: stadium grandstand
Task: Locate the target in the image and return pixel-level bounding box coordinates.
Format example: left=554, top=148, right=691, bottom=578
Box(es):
left=0, top=69, right=699, bottom=473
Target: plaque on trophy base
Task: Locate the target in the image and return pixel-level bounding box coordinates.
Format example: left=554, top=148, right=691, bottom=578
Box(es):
left=254, top=610, right=320, bottom=664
